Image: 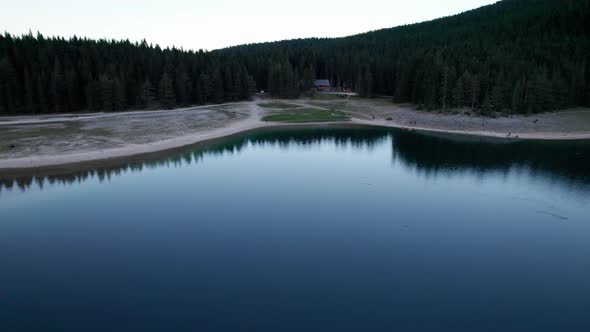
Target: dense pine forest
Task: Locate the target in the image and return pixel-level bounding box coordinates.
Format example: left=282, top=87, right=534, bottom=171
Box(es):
left=0, top=37, right=257, bottom=115
left=221, top=0, right=590, bottom=114
left=1, top=0, right=590, bottom=116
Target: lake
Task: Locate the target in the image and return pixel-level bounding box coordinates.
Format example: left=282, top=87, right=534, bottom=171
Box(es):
left=1, top=127, right=589, bottom=332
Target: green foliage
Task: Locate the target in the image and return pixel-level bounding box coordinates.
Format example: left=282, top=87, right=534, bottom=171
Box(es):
left=1, top=0, right=589, bottom=115
left=158, top=73, right=175, bottom=109
left=138, top=79, right=155, bottom=109
left=0, top=33, right=256, bottom=114
left=0, top=56, right=17, bottom=114
left=267, top=60, right=299, bottom=98
left=301, top=66, right=315, bottom=92
left=356, top=65, right=374, bottom=98
left=220, top=0, right=590, bottom=114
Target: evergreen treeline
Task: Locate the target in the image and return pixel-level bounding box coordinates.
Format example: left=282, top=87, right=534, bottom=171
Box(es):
left=220, top=0, right=590, bottom=114
left=0, top=35, right=256, bottom=114
left=1, top=0, right=590, bottom=116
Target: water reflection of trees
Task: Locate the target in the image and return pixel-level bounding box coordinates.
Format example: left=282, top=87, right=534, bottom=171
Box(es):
left=1, top=127, right=589, bottom=194
left=0, top=127, right=390, bottom=193
left=392, top=130, right=590, bottom=186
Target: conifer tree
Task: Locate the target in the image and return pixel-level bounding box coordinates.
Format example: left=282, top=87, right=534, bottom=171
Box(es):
left=65, top=68, right=79, bottom=112
left=176, top=71, right=191, bottom=105
left=0, top=57, right=17, bottom=114
left=440, top=66, right=450, bottom=111
left=212, top=69, right=224, bottom=103
left=51, top=58, right=66, bottom=113
left=365, top=69, right=374, bottom=98
left=453, top=77, right=465, bottom=108
left=113, top=78, right=126, bottom=111
left=247, top=75, right=257, bottom=98
left=36, top=75, right=49, bottom=113
left=301, top=67, right=315, bottom=92
left=200, top=74, right=213, bottom=104
left=85, top=79, right=101, bottom=111
left=139, top=79, right=155, bottom=108
left=469, top=74, right=481, bottom=109
left=23, top=69, right=35, bottom=113
left=490, top=85, right=504, bottom=112
left=99, top=75, right=114, bottom=111
left=158, top=72, right=175, bottom=109
left=511, top=79, right=524, bottom=114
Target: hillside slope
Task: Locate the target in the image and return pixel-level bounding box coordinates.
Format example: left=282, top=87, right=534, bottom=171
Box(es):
left=1, top=0, right=589, bottom=116
left=220, top=0, right=590, bottom=113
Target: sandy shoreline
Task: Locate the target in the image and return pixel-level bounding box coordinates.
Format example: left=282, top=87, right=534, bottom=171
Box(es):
left=1, top=98, right=589, bottom=172
left=0, top=118, right=265, bottom=170
left=353, top=118, right=590, bottom=141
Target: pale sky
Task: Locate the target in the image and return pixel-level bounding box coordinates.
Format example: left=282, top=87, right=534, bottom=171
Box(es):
left=1, top=0, right=498, bottom=51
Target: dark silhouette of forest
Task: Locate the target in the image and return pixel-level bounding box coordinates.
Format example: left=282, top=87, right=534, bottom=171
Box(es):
left=1, top=0, right=589, bottom=115
left=0, top=37, right=257, bottom=114
left=222, top=0, right=590, bottom=113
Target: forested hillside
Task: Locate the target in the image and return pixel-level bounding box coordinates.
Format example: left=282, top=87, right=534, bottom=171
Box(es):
left=0, top=36, right=257, bottom=114
left=1, top=0, right=589, bottom=115
left=221, top=0, right=590, bottom=113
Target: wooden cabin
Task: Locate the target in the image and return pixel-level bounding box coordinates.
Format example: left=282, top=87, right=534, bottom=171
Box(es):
left=314, top=79, right=331, bottom=92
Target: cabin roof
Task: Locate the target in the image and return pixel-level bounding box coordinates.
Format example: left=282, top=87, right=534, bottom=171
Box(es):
left=314, top=79, right=330, bottom=86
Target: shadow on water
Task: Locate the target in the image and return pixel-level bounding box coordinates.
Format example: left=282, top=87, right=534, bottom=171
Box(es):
left=1, top=126, right=589, bottom=194
left=393, top=130, right=590, bottom=183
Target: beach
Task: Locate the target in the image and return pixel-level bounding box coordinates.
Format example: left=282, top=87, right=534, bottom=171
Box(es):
left=1, top=97, right=590, bottom=171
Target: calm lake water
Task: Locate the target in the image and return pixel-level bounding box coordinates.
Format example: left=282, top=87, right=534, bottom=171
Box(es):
left=1, top=127, right=590, bottom=332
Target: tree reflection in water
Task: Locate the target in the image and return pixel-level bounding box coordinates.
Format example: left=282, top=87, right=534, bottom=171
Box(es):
left=1, top=127, right=589, bottom=195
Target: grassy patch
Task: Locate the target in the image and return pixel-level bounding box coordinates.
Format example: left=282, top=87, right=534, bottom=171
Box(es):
left=257, top=102, right=300, bottom=109
left=262, top=108, right=350, bottom=123
left=307, top=101, right=348, bottom=110
left=308, top=93, right=342, bottom=101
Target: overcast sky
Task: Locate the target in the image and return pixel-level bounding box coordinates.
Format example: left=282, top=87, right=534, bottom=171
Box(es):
left=1, top=0, right=497, bottom=51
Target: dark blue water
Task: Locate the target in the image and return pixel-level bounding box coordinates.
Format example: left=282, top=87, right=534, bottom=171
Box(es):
left=1, top=127, right=590, bottom=332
